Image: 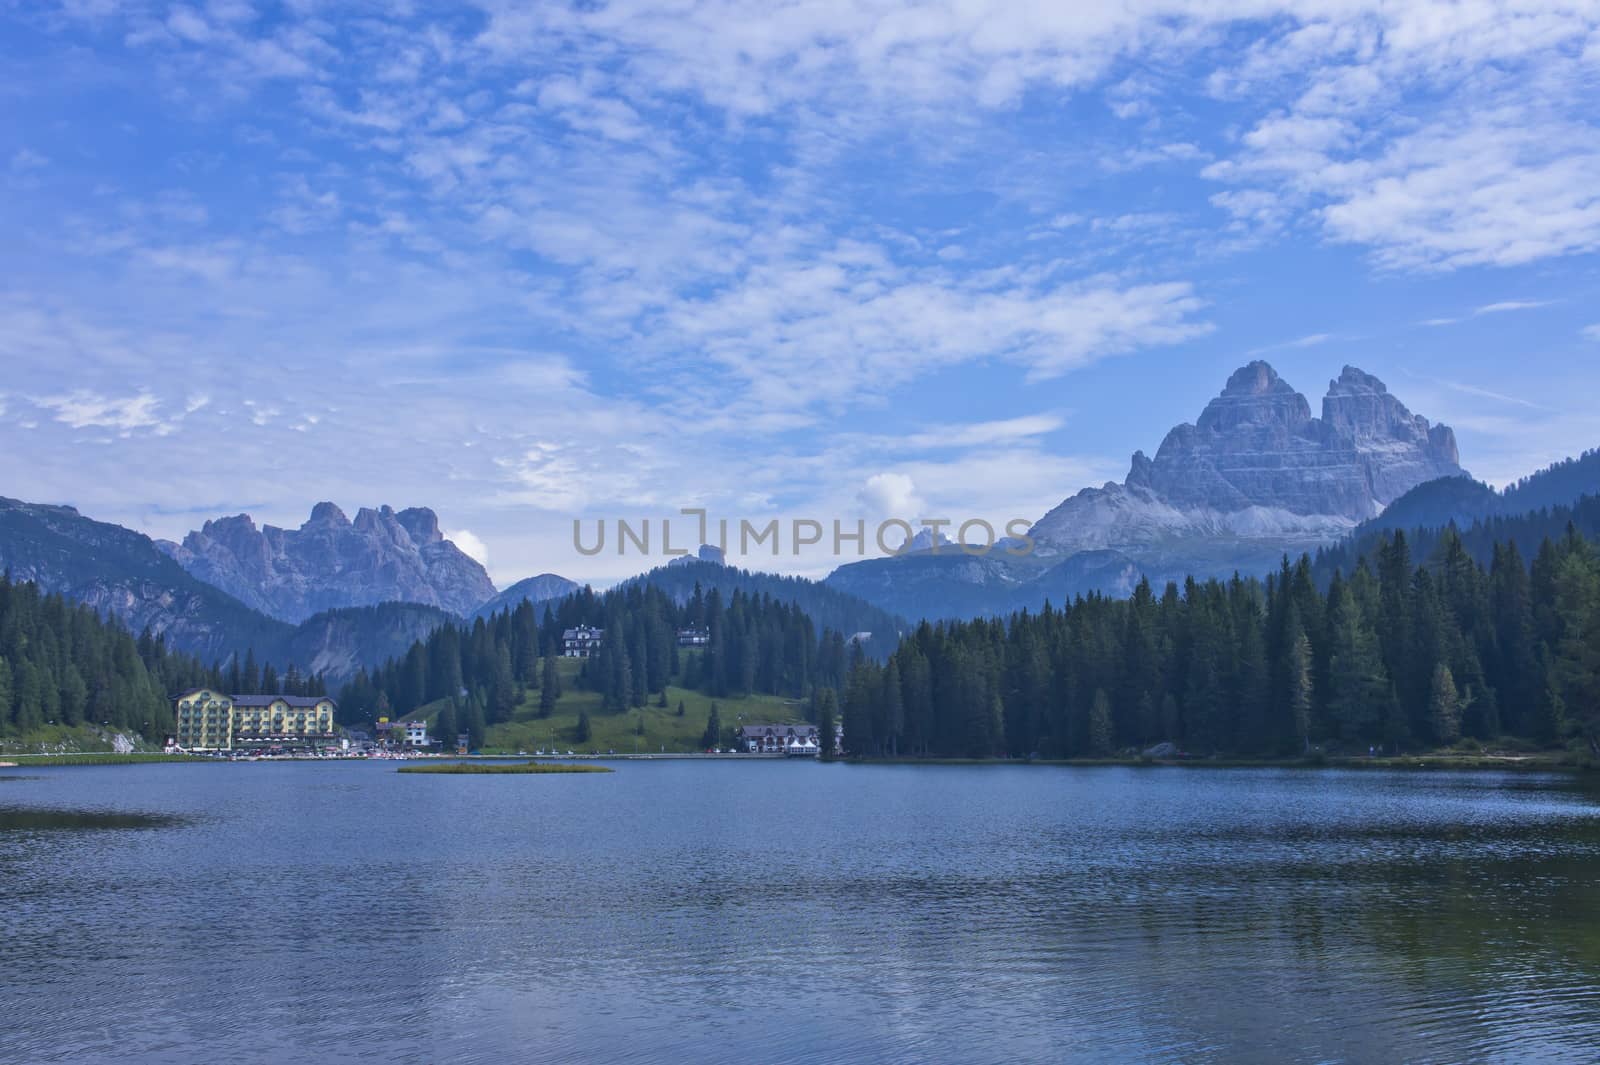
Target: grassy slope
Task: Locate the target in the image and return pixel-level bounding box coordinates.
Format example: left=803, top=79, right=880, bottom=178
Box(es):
left=426, top=657, right=811, bottom=754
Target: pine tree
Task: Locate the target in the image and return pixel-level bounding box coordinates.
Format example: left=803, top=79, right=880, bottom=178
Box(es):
left=1552, top=552, right=1600, bottom=744
left=14, top=661, right=43, bottom=733
left=881, top=658, right=904, bottom=758
left=1159, top=692, right=1180, bottom=746
left=1326, top=575, right=1388, bottom=745
left=540, top=657, right=560, bottom=716
left=575, top=708, right=592, bottom=744
left=701, top=703, right=721, bottom=750
left=816, top=688, right=838, bottom=759
left=464, top=698, right=487, bottom=750
left=0, top=657, right=12, bottom=736
left=1429, top=664, right=1462, bottom=746
left=434, top=702, right=458, bottom=751
left=1088, top=688, right=1114, bottom=756
left=490, top=645, right=517, bottom=724
left=843, top=660, right=879, bottom=757
left=1286, top=626, right=1313, bottom=753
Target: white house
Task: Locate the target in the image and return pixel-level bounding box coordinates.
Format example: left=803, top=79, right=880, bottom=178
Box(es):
left=562, top=626, right=604, bottom=658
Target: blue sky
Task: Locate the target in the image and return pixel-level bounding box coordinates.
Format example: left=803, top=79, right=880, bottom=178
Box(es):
left=2, top=1, right=1599, bottom=585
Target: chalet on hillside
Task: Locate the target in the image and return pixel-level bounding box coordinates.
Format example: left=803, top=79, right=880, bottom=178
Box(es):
left=562, top=626, right=604, bottom=658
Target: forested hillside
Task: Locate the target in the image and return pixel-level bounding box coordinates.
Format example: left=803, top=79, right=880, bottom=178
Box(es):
left=836, top=527, right=1600, bottom=759
left=1315, top=494, right=1600, bottom=582
left=0, top=574, right=214, bottom=740
left=1343, top=449, right=1600, bottom=545
left=337, top=582, right=859, bottom=738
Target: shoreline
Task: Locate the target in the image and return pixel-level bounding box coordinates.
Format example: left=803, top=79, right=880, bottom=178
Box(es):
left=3, top=750, right=1593, bottom=771
left=842, top=752, right=1598, bottom=772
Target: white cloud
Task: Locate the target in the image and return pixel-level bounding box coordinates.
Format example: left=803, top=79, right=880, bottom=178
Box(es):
left=12, top=0, right=1600, bottom=584
left=857, top=473, right=924, bottom=518
left=662, top=251, right=1210, bottom=411
left=34, top=390, right=166, bottom=433
left=166, top=8, right=212, bottom=43
left=1474, top=300, right=1555, bottom=316
left=1422, top=299, right=1558, bottom=327
left=1319, top=118, right=1600, bottom=270
left=536, top=73, right=650, bottom=143
left=445, top=528, right=489, bottom=566
left=902, top=413, right=1066, bottom=450
left=1583, top=324, right=1600, bottom=341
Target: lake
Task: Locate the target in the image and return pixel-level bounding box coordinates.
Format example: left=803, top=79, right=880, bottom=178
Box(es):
left=3, top=761, right=1599, bottom=1063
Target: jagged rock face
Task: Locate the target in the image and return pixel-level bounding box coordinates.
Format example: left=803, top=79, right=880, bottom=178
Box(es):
left=1321, top=366, right=1461, bottom=504
left=829, top=361, right=1467, bottom=621
left=162, top=503, right=497, bottom=623
left=1031, top=362, right=1464, bottom=555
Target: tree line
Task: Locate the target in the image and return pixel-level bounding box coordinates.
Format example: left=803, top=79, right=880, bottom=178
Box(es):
left=0, top=574, right=212, bottom=739
left=829, top=527, right=1600, bottom=759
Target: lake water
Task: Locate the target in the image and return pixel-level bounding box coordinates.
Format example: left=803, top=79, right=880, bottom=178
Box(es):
left=3, top=761, right=1599, bottom=1064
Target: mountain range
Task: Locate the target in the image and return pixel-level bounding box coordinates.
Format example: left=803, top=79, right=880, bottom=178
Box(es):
left=5, top=362, right=1598, bottom=681
left=827, top=361, right=1465, bottom=619
left=0, top=498, right=901, bottom=682
left=158, top=502, right=496, bottom=623
left=0, top=496, right=471, bottom=680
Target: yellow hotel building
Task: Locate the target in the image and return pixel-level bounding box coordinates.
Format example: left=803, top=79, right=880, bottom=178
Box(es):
left=173, top=688, right=338, bottom=751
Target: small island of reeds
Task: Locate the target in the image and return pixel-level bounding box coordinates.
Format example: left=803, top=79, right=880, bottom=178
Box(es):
left=397, top=760, right=613, bottom=775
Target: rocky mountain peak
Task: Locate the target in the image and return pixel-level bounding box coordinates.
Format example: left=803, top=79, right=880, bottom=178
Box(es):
left=1126, top=449, right=1154, bottom=489
left=1028, top=360, right=1467, bottom=563
left=306, top=501, right=349, bottom=526
left=396, top=506, right=444, bottom=545
left=1195, top=359, right=1313, bottom=436
left=1221, top=359, right=1286, bottom=397
left=162, top=502, right=497, bottom=623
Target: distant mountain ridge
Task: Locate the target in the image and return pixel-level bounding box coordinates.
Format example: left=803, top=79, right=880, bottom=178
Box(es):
left=474, top=573, right=582, bottom=619
left=828, top=361, right=1466, bottom=620
left=1314, top=449, right=1600, bottom=580
left=1349, top=450, right=1600, bottom=541
left=160, top=502, right=497, bottom=623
